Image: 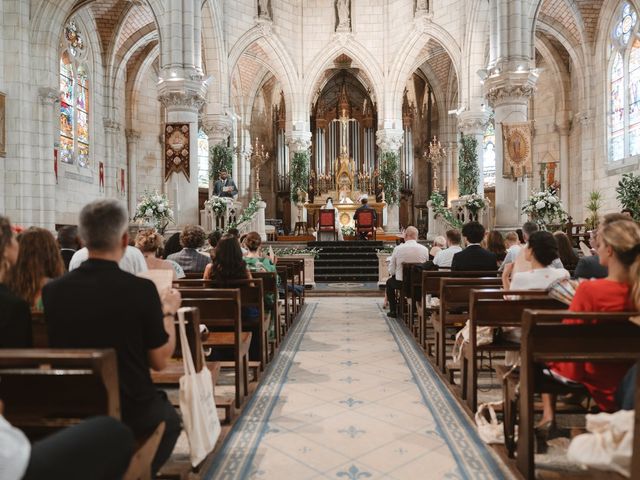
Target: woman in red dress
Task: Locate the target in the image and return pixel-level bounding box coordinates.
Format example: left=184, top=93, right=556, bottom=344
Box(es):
left=537, top=219, right=640, bottom=431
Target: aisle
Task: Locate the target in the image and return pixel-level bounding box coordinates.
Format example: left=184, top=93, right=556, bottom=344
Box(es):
left=205, top=298, right=510, bottom=479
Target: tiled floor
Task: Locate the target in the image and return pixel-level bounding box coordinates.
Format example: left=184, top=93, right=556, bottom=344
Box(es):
left=205, top=298, right=511, bottom=479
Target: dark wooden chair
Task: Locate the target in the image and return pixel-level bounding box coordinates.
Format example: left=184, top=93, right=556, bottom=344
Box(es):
left=181, top=292, right=250, bottom=408
left=0, top=349, right=165, bottom=480
left=517, top=310, right=640, bottom=479
left=278, top=258, right=305, bottom=311
left=355, top=209, right=376, bottom=240
left=462, top=290, right=565, bottom=412
left=251, top=271, right=281, bottom=353
left=318, top=209, right=337, bottom=241
left=399, top=263, right=420, bottom=328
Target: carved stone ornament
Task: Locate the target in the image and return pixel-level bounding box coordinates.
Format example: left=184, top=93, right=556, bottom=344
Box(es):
left=375, top=129, right=404, bottom=153
left=39, top=87, right=59, bottom=105
left=286, top=132, right=312, bottom=153
left=457, top=111, right=490, bottom=135
left=158, top=91, right=206, bottom=112
left=336, top=0, right=351, bottom=32
left=201, top=117, right=232, bottom=142
left=257, top=0, right=271, bottom=19
left=125, top=129, right=141, bottom=142
left=103, top=118, right=121, bottom=132
left=255, top=19, right=273, bottom=37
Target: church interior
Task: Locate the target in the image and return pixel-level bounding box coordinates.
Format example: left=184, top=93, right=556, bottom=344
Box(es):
left=1, top=0, right=640, bottom=479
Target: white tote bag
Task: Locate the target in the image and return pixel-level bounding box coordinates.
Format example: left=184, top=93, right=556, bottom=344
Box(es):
left=177, top=307, right=221, bottom=467
left=475, top=402, right=505, bottom=444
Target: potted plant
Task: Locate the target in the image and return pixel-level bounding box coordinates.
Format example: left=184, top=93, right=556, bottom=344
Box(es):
left=522, top=189, right=568, bottom=230
left=616, top=172, right=640, bottom=220
left=133, top=191, right=174, bottom=234
left=585, top=191, right=602, bottom=231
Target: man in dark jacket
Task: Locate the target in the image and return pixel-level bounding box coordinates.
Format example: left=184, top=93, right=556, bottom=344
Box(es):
left=451, top=222, right=498, bottom=271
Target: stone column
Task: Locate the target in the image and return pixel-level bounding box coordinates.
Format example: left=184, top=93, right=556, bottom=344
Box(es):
left=37, top=87, right=59, bottom=229
left=376, top=128, right=404, bottom=233
left=158, top=79, right=207, bottom=226
left=484, top=72, right=537, bottom=228
left=201, top=113, right=233, bottom=197
left=285, top=131, right=312, bottom=231
left=103, top=118, right=121, bottom=200
left=125, top=129, right=141, bottom=216
left=556, top=119, right=570, bottom=211
left=458, top=110, right=490, bottom=196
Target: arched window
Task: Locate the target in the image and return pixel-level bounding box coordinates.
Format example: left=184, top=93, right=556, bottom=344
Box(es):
left=59, top=20, right=90, bottom=167
left=198, top=129, right=209, bottom=188
left=608, top=2, right=640, bottom=162
left=483, top=120, right=496, bottom=189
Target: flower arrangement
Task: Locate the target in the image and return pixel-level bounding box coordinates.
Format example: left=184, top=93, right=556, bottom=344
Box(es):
left=376, top=246, right=395, bottom=254
left=133, top=191, right=173, bottom=234
left=429, top=192, right=463, bottom=229
left=341, top=225, right=356, bottom=237
left=461, top=193, right=489, bottom=214
left=272, top=247, right=322, bottom=258
left=522, top=189, right=568, bottom=229
left=205, top=196, right=230, bottom=217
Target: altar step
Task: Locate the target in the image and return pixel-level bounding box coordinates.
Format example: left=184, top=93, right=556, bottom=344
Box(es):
left=308, top=241, right=382, bottom=283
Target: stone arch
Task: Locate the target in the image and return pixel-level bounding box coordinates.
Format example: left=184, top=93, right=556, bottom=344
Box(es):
left=201, top=0, right=229, bottom=115
left=461, top=0, right=491, bottom=110
left=388, top=25, right=462, bottom=124
left=302, top=42, right=385, bottom=124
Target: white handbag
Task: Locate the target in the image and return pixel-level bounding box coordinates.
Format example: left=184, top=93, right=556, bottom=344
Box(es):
left=177, top=307, right=221, bottom=467
left=451, top=320, right=494, bottom=364
left=475, top=402, right=505, bottom=444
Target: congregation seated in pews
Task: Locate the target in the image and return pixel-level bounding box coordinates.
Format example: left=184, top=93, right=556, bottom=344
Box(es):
left=384, top=215, right=640, bottom=478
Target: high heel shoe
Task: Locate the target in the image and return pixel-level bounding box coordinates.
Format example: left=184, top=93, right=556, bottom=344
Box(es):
left=534, top=421, right=555, bottom=454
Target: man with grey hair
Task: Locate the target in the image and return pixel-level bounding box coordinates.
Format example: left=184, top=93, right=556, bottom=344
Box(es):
left=385, top=226, right=429, bottom=318
left=43, top=199, right=182, bottom=474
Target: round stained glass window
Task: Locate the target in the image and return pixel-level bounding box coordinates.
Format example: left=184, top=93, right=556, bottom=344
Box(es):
left=622, top=14, right=633, bottom=34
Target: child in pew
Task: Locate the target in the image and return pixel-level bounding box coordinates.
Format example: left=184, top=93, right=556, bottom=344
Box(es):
left=0, top=398, right=134, bottom=480
left=0, top=216, right=32, bottom=348
left=537, top=219, right=640, bottom=434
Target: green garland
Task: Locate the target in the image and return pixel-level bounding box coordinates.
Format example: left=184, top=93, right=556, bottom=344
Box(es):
left=290, top=151, right=310, bottom=203
left=209, top=143, right=234, bottom=180
left=458, top=134, right=479, bottom=196
left=616, top=172, right=640, bottom=220
left=226, top=195, right=260, bottom=231
left=379, top=151, right=400, bottom=205
left=272, top=247, right=322, bottom=258
left=430, top=191, right=463, bottom=229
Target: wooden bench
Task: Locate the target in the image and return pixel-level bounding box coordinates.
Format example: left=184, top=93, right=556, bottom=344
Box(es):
left=30, top=310, right=48, bottom=348
left=434, top=277, right=502, bottom=375
left=0, top=349, right=164, bottom=480
left=251, top=271, right=281, bottom=354
left=181, top=291, right=250, bottom=409
left=517, top=310, right=640, bottom=479
left=399, top=262, right=420, bottom=329
left=277, top=261, right=303, bottom=315
left=149, top=307, right=231, bottom=424
left=462, top=290, right=566, bottom=412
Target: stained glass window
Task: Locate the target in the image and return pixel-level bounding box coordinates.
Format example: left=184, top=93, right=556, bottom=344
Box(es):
left=198, top=129, right=209, bottom=188
left=59, top=20, right=89, bottom=167
left=608, top=2, right=640, bottom=161
left=483, top=121, right=496, bottom=188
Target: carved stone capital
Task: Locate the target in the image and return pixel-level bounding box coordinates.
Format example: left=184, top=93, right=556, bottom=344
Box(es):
left=285, top=132, right=312, bottom=153
left=375, top=128, right=404, bottom=153
left=103, top=118, right=121, bottom=132
left=201, top=114, right=233, bottom=143
left=39, top=87, right=59, bottom=105
left=255, top=18, right=273, bottom=37
left=457, top=111, right=491, bottom=135
left=125, top=129, right=141, bottom=142
left=484, top=71, right=538, bottom=109
left=157, top=77, right=208, bottom=113
left=574, top=110, right=593, bottom=127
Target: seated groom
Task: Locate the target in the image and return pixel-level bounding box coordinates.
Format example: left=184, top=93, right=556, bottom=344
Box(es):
left=213, top=170, right=238, bottom=198
left=353, top=195, right=377, bottom=240
left=451, top=221, right=498, bottom=271
left=43, top=199, right=182, bottom=475
left=386, top=226, right=429, bottom=318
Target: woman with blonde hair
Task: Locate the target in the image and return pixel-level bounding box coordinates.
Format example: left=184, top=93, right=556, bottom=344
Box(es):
left=0, top=216, right=32, bottom=346
left=134, top=229, right=183, bottom=279
left=536, top=219, right=640, bottom=447
left=9, top=227, right=64, bottom=311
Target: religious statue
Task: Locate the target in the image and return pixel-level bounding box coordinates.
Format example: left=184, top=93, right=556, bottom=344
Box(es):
left=336, top=0, right=350, bottom=31
left=258, top=0, right=270, bottom=19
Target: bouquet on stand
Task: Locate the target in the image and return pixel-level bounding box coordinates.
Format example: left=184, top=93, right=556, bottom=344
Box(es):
left=522, top=189, right=568, bottom=230
left=204, top=197, right=229, bottom=218
left=133, top=191, right=174, bottom=234
left=461, top=193, right=489, bottom=219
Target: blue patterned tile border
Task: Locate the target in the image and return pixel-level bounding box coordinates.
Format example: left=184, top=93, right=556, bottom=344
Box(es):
left=203, top=303, right=317, bottom=480
left=380, top=305, right=510, bottom=479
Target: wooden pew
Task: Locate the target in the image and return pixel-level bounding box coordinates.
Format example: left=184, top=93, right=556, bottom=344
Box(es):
left=434, top=277, right=502, bottom=375
left=149, top=307, right=230, bottom=424
left=277, top=262, right=301, bottom=316
left=418, top=270, right=499, bottom=354
left=399, top=262, right=420, bottom=328
left=251, top=271, right=281, bottom=353
left=0, top=349, right=164, bottom=480
left=181, top=292, right=250, bottom=409
left=30, top=311, right=48, bottom=348
left=462, top=290, right=566, bottom=412
left=517, top=310, right=640, bottom=479
left=278, top=258, right=305, bottom=307
left=276, top=264, right=293, bottom=330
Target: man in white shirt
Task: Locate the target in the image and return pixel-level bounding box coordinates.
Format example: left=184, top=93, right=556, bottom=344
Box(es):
left=433, top=229, right=463, bottom=268
left=385, top=226, right=429, bottom=318
left=69, top=245, right=148, bottom=274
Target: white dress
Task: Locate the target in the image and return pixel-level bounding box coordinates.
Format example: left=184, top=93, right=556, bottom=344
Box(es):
left=317, top=203, right=344, bottom=241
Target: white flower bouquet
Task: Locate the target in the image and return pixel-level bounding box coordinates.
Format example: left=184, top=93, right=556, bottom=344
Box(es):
left=341, top=225, right=356, bottom=237
left=133, top=191, right=173, bottom=233
left=204, top=196, right=230, bottom=217
left=461, top=194, right=489, bottom=214
left=522, top=189, right=568, bottom=229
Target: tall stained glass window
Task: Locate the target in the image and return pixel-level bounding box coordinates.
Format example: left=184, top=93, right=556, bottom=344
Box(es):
left=198, top=129, right=210, bottom=188
left=608, top=2, right=639, bottom=161
left=483, top=120, right=496, bottom=189
left=59, top=20, right=89, bottom=167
